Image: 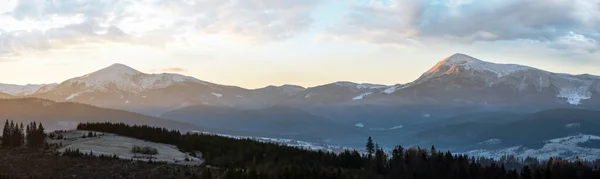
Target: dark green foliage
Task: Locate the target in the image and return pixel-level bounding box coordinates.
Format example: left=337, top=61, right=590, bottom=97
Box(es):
left=78, top=122, right=600, bottom=179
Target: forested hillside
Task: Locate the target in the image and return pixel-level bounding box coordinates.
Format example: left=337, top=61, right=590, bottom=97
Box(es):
left=78, top=122, right=600, bottom=179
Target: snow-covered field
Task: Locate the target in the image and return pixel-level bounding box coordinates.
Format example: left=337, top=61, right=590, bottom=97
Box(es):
left=464, top=134, right=600, bottom=161
left=52, top=130, right=203, bottom=165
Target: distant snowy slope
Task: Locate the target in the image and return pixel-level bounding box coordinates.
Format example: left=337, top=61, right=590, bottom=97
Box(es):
left=464, top=134, right=600, bottom=161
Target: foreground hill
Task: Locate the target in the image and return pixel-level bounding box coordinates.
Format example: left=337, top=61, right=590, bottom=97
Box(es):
left=0, top=98, right=200, bottom=131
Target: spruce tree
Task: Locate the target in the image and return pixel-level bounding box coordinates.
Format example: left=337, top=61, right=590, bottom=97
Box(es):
left=366, top=136, right=375, bottom=158
left=2, top=120, right=9, bottom=147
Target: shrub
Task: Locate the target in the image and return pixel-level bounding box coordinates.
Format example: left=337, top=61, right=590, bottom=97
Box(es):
left=131, top=145, right=159, bottom=155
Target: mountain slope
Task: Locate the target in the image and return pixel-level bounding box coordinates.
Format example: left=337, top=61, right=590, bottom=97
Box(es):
left=0, top=98, right=200, bottom=131
left=0, top=83, right=57, bottom=96
left=392, top=53, right=600, bottom=108
left=409, top=108, right=600, bottom=151
left=29, top=64, right=255, bottom=116
left=161, top=104, right=366, bottom=144
left=0, top=92, right=12, bottom=98
left=282, top=81, right=394, bottom=106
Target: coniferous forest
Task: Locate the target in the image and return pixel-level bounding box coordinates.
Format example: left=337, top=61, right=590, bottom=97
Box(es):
left=2, top=120, right=46, bottom=149
left=78, top=122, right=600, bottom=179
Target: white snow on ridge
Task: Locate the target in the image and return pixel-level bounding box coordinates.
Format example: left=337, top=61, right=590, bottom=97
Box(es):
left=353, top=92, right=373, bottom=100
left=357, top=84, right=387, bottom=89
left=556, top=87, right=592, bottom=105
left=335, top=81, right=356, bottom=87
left=65, top=63, right=205, bottom=93
left=443, top=54, right=532, bottom=77
left=423, top=53, right=532, bottom=79
left=464, top=134, right=600, bottom=161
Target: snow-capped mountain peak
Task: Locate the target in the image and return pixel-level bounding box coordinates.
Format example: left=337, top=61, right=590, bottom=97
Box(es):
left=62, top=63, right=205, bottom=93
left=82, top=63, right=141, bottom=79
left=441, top=53, right=482, bottom=65
left=420, top=53, right=533, bottom=81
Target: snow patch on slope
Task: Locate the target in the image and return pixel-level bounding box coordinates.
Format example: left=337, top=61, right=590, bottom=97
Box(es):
left=65, top=92, right=83, bottom=100
left=354, top=123, right=364, bottom=128
left=357, top=84, right=387, bottom=89
left=479, top=139, right=502, bottom=145
left=353, top=92, right=373, bottom=100
left=305, top=93, right=312, bottom=98
left=389, top=125, right=403, bottom=130
left=211, top=92, right=223, bottom=98
left=556, top=87, right=592, bottom=105
left=464, top=134, right=600, bottom=161
left=565, top=123, right=581, bottom=128
left=383, top=84, right=406, bottom=94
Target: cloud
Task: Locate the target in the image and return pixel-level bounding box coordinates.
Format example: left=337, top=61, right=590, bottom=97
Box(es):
left=0, top=0, right=324, bottom=58
left=331, top=0, right=600, bottom=52
left=153, top=67, right=186, bottom=73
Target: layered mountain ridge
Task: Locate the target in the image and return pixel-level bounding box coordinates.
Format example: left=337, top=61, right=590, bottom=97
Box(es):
left=0, top=53, right=598, bottom=149
left=0, top=53, right=597, bottom=116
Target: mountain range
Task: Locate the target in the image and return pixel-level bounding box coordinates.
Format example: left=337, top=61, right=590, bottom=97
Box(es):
left=1, top=53, right=599, bottom=148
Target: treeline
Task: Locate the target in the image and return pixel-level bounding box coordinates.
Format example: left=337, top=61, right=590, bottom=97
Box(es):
left=1, top=120, right=45, bottom=148
left=63, top=148, right=120, bottom=160
left=78, top=122, right=600, bottom=179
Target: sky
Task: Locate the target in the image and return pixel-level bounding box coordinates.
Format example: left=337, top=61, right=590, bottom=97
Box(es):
left=0, top=0, right=599, bottom=89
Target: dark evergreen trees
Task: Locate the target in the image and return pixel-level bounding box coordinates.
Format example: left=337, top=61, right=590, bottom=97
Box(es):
left=25, top=122, right=46, bottom=148
left=1, top=120, right=45, bottom=148
left=1, top=120, right=27, bottom=148
left=365, top=136, right=374, bottom=158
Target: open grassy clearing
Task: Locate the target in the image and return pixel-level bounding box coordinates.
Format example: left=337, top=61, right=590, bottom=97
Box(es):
left=50, top=130, right=203, bottom=165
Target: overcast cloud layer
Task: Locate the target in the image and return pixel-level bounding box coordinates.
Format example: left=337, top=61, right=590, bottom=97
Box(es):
left=330, top=0, right=600, bottom=52
left=0, top=0, right=323, bottom=58
left=0, top=0, right=599, bottom=87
